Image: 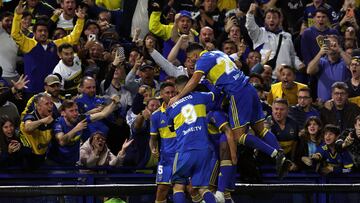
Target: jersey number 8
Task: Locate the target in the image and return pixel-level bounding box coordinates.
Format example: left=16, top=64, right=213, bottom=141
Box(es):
left=181, top=104, right=197, bottom=125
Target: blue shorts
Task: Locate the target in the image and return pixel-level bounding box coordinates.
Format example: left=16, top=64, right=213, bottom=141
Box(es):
left=156, top=154, right=175, bottom=184
left=172, top=148, right=216, bottom=188
left=228, top=84, right=265, bottom=129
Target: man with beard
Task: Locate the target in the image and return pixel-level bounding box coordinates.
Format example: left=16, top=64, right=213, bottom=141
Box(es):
left=21, top=74, right=62, bottom=120
left=245, top=3, right=304, bottom=71
left=53, top=43, right=82, bottom=97
left=267, top=65, right=308, bottom=106
left=11, top=0, right=85, bottom=98
left=307, top=35, right=351, bottom=102
left=47, top=97, right=119, bottom=166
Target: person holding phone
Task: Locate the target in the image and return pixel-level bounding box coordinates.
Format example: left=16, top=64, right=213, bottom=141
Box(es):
left=307, top=35, right=352, bottom=102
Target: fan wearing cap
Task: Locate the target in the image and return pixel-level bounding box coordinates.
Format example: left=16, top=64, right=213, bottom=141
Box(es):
left=21, top=74, right=62, bottom=124
left=125, top=63, right=160, bottom=98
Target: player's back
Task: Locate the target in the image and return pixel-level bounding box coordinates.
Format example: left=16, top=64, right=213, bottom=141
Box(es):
left=195, top=51, right=249, bottom=94
left=167, top=91, right=214, bottom=153
left=150, top=106, right=177, bottom=155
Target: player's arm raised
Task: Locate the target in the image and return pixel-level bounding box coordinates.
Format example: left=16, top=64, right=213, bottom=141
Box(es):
left=168, top=72, right=203, bottom=105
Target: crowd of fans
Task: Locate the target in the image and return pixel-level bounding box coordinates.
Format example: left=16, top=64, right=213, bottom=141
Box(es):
left=1, top=0, right=360, bottom=182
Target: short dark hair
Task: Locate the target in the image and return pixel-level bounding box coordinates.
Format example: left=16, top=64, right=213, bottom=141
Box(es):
left=33, top=20, right=49, bottom=33
left=175, top=75, right=189, bottom=86
left=58, top=43, right=73, bottom=53
left=331, top=82, right=348, bottom=93
left=314, top=7, right=330, bottom=19
left=0, top=11, right=13, bottom=21
left=186, top=43, right=204, bottom=54
left=249, top=73, right=264, bottom=85
left=272, top=98, right=288, bottom=106
left=59, top=100, right=77, bottom=111
left=160, top=82, right=175, bottom=91
left=264, top=7, right=282, bottom=19
left=222, top=39, right=237, bottom=51
left=298, top=87, right=311, bottom=95
left=323, top=124, right=340, bottom=136
left=280, top=64, right=296, bottom=74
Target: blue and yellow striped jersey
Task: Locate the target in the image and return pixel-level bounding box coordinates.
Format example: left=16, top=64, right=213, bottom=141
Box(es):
left=150, top=102, right=177, bottom=155
left=166, top=92, right=214, bottom=153
left=195, top=51, right=248, bottom=94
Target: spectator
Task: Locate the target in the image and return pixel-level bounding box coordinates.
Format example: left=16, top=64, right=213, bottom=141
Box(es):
left=125, top=63, right=160, bottom=98
left=0, top=74, right=28, bottom=122
left=50, top=0, right=77, bottom=32
left=196, top=0, right=225, bottom=38
left=346, top=49, right=360, bottom=101
left=336, top=115, right=360, bottom=171
left=301, top=8, right=339, bottom=66
left=23, top=0, right=53, bottom=19
left=0, top=116, right=24, bottom=167
left=0, top=11, right=19, bottom=85
left=312, top=124, right=353, bottom=175
left=307, top=35, right=351, bottom=101
left=75, top=76, right=115, bottom=141
left=199, top=26, right=215, bottom=48
left=260, top=64, right=273, bottom=91
left=47, top=98, right=119, bottom=166
left=20, top=93, right=54, bottom=168
left=302, top=0, right=338, bottom=29
left=288, top=87, right=320, bottom=129
left=125, top=98, right=160, bottom=168
left=267, top=65, right=308, bottom=106
left=53, top=43, right=83, bottom=97
left=20, top=11, right=33, bottom=38
left=294, top=117, right=323, bottom=172
left=320, top=82, right=360, bottom=131
left=221, top=39, right=237, bottom=56
left=21, top=74, right=62, bottom=124
left=245, top=4, right=304, bottom=72
left=270, top=98, right=299, bottom=162
left=11, top=0, right=85, bottom=98
left=79, top=131, right=133, bottom=167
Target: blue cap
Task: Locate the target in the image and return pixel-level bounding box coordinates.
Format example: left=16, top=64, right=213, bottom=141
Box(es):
left=179, top=10, right=193, bottom=21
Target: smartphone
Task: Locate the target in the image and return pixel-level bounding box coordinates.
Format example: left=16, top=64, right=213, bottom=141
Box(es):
left=117, top=47, right=125, bottom=59
left=323, top=39, right=330, bottom=47
left=88, top=34, right=96, bottom=41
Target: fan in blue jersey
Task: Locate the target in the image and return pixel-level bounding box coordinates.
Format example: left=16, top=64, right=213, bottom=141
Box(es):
left=166, top=76, right=216, bottom=203
left=311, top=124, right=353, bottom=175
left=149, top=82, right=177, bottom=203
left=169, top=43, right=290, bottom=178
left=207, top=111, right=237, bottom=203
